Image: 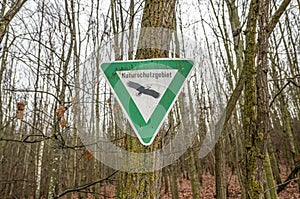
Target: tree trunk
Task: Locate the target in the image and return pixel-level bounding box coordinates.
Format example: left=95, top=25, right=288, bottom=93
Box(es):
left=188, top=148, right=200, bottom=199
left=263, top=150, right=278, bottom=199
left=242, top=0, right=259, bottom=198
left=170, top=163, right=179, bottom=199
left=118, top=1, right=176, bottom=198
left=215, top=137, right=227, bottom=199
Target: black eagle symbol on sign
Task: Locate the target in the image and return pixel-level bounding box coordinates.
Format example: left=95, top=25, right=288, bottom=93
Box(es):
left=127, top=81, right=160, bottom=99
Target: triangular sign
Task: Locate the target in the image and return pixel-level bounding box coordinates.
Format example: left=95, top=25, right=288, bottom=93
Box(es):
left=101, top=59, right=194, bottom=146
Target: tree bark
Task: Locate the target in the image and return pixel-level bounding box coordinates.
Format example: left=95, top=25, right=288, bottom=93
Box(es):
left=242, top=0, right=259, bottom=197
left=264, top=150, right=278, bottom=199
left=118, top=1, right=176, bottom=198
left=215, top=137, right=227, bottom=199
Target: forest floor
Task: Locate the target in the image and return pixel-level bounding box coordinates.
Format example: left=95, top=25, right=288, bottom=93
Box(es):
left=97, top=168, right=300, bottom=199
left=159, top=171, right=300, bottom=199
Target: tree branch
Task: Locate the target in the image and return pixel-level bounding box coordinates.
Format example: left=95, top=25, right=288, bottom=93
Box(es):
left=277, top=164, right=300, bottom=193
left=269, top=79, right=300, bottom=107
left=53, top=170, right=119, bottom=199
left=0, top=0, right=28, bottom=43
left=4, top=89, right=74, bottom=104
left=269, top=81, right=291, bottom=107
left=267, top=0, right=292, bottom=36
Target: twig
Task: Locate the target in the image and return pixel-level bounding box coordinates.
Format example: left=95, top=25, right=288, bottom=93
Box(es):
left=53, top=170, right=119, bottom=199
left=4, top=89, right=73, bottom=104
left=264, top=177, right=299, bottom=194
left=277, top=164, right=300, bottom=194
left=269, top=81, right=291, bottom=107
left=269, top=79, right=300, bottom=107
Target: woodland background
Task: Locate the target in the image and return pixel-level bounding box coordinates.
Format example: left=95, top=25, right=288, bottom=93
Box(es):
left=0, top=0, right=299, bottom=198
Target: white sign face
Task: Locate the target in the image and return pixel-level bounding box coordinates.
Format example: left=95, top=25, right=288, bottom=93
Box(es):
left=117, top=69, right=178, bottom=122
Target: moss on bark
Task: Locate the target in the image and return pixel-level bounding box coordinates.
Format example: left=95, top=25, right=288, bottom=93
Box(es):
left=118, top=1, right=176, bottom=198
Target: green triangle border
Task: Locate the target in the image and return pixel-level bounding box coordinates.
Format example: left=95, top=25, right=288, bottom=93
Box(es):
left=101, top=59, right=194, bottom=146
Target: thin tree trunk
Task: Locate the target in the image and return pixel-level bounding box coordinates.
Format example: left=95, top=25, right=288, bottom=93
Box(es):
left=215, top=137, right=226, bottom=199
left=188, top=147, right=200, bottom=199
left=263, top=150, right=278, bottom=199
left=36, top=140, right=45, bottom=198
left=242, top=0, right=259, bottom=197
left=170, top=163, right=179, bottom=199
